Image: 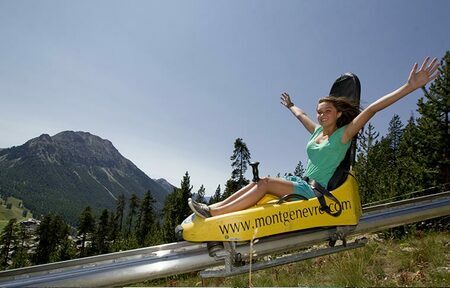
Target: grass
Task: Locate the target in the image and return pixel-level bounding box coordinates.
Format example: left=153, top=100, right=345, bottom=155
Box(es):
left=134, top=231, right=449, bottom=287
left=0, top=196, right=32, bottom=232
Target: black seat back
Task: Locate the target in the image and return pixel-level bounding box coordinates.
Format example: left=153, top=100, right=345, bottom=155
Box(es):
left=327, top=73, right=361, bottom=191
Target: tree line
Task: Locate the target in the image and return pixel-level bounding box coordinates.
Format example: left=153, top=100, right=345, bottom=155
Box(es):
left=1, top=51, right=448, bottom=270
left=0, top=137, right=262, bottom=269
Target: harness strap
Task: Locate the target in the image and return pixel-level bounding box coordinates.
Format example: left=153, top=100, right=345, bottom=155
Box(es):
left=304, top=177, right=342, bottom=217
left=276, top=193, right=309, bottom=204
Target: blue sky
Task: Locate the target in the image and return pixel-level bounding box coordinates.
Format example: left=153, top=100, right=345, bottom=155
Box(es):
left=1, top=0, right=449, bottom=196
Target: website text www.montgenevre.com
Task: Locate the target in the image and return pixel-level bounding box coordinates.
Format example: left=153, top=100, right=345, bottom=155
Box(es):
left=218, top=200, right=352, bottom=235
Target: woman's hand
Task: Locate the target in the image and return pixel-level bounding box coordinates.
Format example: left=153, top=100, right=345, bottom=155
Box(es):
left=280, top=92, right=318, bottom=133
left=281, top=92, right=294, bottom=108
left=407, top=57, right=441, bottom=90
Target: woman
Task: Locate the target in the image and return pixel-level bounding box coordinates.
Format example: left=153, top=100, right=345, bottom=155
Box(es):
left=189, top=57, right=440, bottom=218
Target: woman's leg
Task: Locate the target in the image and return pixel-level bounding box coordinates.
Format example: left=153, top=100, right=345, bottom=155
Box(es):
left=210, top=177, right=295, bottom=216
left=210, top=182, right=257, bottom=208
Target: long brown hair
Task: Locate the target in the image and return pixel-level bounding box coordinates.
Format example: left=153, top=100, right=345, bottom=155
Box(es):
left=318, top=96, right=360, bottom=128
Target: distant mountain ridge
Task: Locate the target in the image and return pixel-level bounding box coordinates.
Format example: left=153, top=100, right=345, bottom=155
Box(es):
left=0, top=131, right=173, bottom=224
left=154, top=178, right=176, bottom=194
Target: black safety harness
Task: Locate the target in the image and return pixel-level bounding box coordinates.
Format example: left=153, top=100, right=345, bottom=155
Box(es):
left=303, top=177, right=342, bottom=217
left=276, top=177, right=343, bottom=217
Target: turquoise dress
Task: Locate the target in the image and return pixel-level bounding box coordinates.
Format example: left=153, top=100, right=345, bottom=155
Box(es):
left=288, top=125, right=350, bottom=198
left=305, top=125, right=351, bottom=187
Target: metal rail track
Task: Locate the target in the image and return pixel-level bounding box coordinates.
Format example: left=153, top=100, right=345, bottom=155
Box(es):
left=0, top=191, right=448, bottom=287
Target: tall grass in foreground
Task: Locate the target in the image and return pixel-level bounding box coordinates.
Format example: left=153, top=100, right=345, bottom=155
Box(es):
left=137, top=231, right=449, bottom=287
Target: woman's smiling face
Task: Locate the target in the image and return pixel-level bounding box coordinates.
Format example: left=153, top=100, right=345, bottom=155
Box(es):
left=316, top=101, right=342, bottom=127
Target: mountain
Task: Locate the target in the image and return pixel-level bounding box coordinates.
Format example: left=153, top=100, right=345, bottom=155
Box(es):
left=0, top=131, right=172, bottom=224
left=154, top=178, right=176, bottom=194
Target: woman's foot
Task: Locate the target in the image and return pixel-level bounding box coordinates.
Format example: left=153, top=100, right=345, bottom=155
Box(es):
left=188, top=198, right=212, bottom=218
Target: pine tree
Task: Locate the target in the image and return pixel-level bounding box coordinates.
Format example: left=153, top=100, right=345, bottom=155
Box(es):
left=10, top=246, right=29, bottom=269
left=293, top=161, right=305, bottom=178
left=195, top=185, right=206, bottom=204
left=396, top=115, right=428, bottom=195
left=354, top=122, right=382, bottom=203
left=416, top=51, right=450, bottom=185
left=56, top=224, right=77, bottom=262
left=208, top=185, right=222, bottom=205
left=49, top=215, right=69, bottom=262
left=93, top=209, right=110, bottom=254
left=77, top=207, right=96, bottom=257
left=126, top=194, right=139, bottom=237
left=34, top=215, right=52, bottom=264
left=0, top=219, right=18, bottom=268
left=373, top=136, right=398, bottom=200
left=162, top=189, right=179, bottom=242
left=115, top=194, right=125, bottom=232
left=223, top=138, right=251, bottom=198
left=357, top=123, right=379, bottom=157
left=147, top=221, right=164, bottom=246
left=11, top=223, right=31, bottom=268
left=230, top=138, right=251, bottom=187
left=162, top=172, right=193, bottom=242
left=108, top=212, right=120, bottom=246
left=35, top=214, right=67, bottom=264
left=179, top=172, right=193, bottom=220
left=382, top=115, right=405, bottom=198
left=136, top=190, right=156, bottom=245
left=387, top=115, right=404, bottom=166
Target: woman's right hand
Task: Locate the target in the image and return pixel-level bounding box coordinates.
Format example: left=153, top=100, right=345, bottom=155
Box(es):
left=281, top=92, right=318, bottom=133
left=281, top=92, right=294, bottom=108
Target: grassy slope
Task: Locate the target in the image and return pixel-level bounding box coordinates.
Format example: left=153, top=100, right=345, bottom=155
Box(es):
left=0, top=196, right=32, bottom=232
left=138, top=231, right=449, bottom=287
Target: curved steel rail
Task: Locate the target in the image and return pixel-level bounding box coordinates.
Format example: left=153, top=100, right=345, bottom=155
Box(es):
left=0, top=191, right=448, bottom=287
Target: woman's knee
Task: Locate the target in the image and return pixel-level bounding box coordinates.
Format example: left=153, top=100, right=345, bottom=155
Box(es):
left=257, top=177, right=273, bottom=191
left=260, top=176, right=294, bottom=195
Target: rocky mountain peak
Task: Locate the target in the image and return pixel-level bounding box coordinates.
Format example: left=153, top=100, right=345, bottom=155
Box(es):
left=25, top=133, right=53, bottom=147
left=50, top=131, right=123, bottom=167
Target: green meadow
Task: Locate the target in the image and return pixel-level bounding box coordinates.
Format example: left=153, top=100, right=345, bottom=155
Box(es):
left=0, top=196, right=32, bottom=232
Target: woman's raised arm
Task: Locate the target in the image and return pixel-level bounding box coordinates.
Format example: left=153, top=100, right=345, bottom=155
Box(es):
left=281, top=92, right=318, bottom=134
left=342, top=57, right=440, bottom=143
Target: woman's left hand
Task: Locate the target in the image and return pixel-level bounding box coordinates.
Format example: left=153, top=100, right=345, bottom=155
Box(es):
left=407, top=57, right=441, bottom=89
